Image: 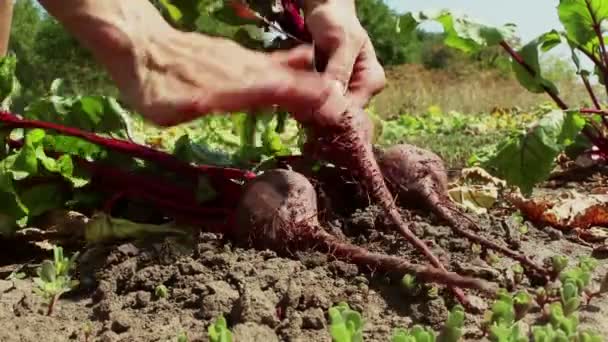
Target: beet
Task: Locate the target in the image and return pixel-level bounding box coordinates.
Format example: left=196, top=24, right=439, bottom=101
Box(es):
left=377, top=144, right=547, bottom=277
left=233, top=169, right=494, bottom=295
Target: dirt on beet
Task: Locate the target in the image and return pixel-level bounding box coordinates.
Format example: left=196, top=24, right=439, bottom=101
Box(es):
left=0, top=194, right=607, bottom=342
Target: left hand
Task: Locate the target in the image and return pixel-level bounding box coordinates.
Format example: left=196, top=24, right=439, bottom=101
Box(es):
left=303, top=0, right=386, bottom=108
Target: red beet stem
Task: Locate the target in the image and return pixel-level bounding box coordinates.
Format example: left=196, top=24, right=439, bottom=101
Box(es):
left=0, top=111, right=256, bottom=182
left=280, top=0, right=312, bottom=42
left=6, top=137, right=233, bottom=220
left=76, top=159, right=231, bottom=216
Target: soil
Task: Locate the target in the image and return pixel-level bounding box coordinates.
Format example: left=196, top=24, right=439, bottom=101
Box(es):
left=0, top=183, right=607, bottom=341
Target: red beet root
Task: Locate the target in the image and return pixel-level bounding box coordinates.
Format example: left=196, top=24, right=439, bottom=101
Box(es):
left=377, top=143, right=547, bottom=277
left=233, top=169, right=494, bottom=292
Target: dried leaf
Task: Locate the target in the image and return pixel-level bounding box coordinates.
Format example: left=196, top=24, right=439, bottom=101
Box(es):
left=448, top=167, right=506, bottom=214
left=507, top=190, right=608, bottom=231
left=448, top=185, right=499, bottom=215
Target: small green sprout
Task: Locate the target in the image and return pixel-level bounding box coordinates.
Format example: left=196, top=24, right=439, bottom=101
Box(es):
left=488, top=322, right=527, bottom=342
left=518, top=224, right=528, bottom=235
left=548, top=302, right=579, bottom=336
left=328, top=302, right=364, bottom=342
left=437, top=305, right=465, bottom=342
left=401, top=274, right=419, bottom=295
left=512, top=291, right=532, bottom=320
left=560, top=282, right=581, bottom=316
left=33, top=245, right=79, bottom=316
left=532, top=324, right=568, bottom=342
left=551, top=256, right=569, bottom=275
left=489, top=289, right=515, bottom=325
left=155, top=284, right=168, bottom=299
left=577, top=256, right=598, bottom=273
left=484, top=290, right=527, bottom=341
left=208, top=315, right=232, bottom=342
left=485, top=251, right=500, bottom=266
left=535, top=287, right=548, bottom=307
left=176, top=331, right=189, bottom=342
left=512, top=264, right=524, bottom=285
left=392, top=326, right=436, bottom=342
left=83, top=321, right=93, bottom=342
left=426, top=285, right=439, bottom=299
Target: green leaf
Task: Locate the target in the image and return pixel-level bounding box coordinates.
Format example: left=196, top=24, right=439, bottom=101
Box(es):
left=410, top=325, right=436, bottom=342
left=39, top=260, right=56, bottom=283
left=558, top=0, right=608, bottom=49
left=328, top=303, right=364, bottom=342
left=19, top=183, right=66, bottom=218
left=158, top=0, right=184, bottom=23
left=24, top=95, right=135, bottom=140
left=12, top=129, right=46, bottom=180
left=512, top=31, right=561, bottom=94
left=0, top=54, right=22, bottom=111
left=207, top=315, right=232, bottom=342
left=398, top=10, right=516, bottom=53
left=482, top=110, right=586, bottom=195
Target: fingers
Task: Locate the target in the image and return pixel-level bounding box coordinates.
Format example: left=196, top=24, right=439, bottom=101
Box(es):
left=179, top=67, right=332, bottom=122
left=321, top=36, right=361, bottom=94
left=348, top=39, right=386, bottom=108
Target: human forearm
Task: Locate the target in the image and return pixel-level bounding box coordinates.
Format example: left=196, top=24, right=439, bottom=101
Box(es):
left=302, top=0, right=355, bottom=15
left=36, top=0, right=176, bottom=92
left=0, top=0, right=14, bottom=57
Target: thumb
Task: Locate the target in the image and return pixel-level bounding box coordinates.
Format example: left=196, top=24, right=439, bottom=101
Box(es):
left=321, top=43, right=358, bottom=94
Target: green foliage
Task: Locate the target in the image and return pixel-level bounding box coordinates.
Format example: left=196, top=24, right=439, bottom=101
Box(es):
left=389, top=305, right=464, bottom=342
left=328, top=302, right=364, bottom=342
left=9, top=2, right=117, bottom=109
left=558, top=0, right=608, bottom=52
left=155, top=284, right=169, bottom=299
left=479, top=256, right=605, bottom=342
left=478, top=109, right=586, bottom=195
left=0, top=54, right=21, bottom=110
left=401, top=274, right=419, bottom=295
left=33, top=245, right=79, bottom=313
left=0, top=128, right=91, bottom=233
left=208, top=315, right=232, bottom=342
left=437, top=305, right=465, bottom=342
left=176, top=332, right=189, bottom=342
left=356, top=0, right=425, bottom=65
left=512, top=31, right=561, bottom=94
left=552, top=255, right=570, bottom=275
left=392, top=326, right=436, bottom=342
left=397, top=10, right=516, bottom=54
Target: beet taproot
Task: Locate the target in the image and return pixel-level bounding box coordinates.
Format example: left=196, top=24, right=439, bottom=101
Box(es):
left=377, top=143, right=547, bottom=277
left=233, top=169, right=494, bottom=291
left=300, top=103, right=470, bottom=303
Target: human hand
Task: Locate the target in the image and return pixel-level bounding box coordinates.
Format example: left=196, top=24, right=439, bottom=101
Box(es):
left=303, top=0, right=386, bottom=109
left=114, top=31, right=337, bottom=126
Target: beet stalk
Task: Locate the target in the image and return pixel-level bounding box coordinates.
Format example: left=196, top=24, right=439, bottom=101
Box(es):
left=0, top=111, right=255, bottom=180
